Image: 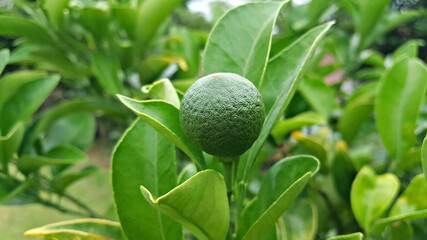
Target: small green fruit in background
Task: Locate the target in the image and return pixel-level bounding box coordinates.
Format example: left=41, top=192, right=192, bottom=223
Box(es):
left=180, top=72, right=265, bottom=159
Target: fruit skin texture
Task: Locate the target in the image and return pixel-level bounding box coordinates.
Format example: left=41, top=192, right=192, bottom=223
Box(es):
left=180, top=72, right=265, bottom=158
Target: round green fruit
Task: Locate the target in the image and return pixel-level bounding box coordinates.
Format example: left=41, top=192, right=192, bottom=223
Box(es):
left=180, top=72, right=265, bottom=159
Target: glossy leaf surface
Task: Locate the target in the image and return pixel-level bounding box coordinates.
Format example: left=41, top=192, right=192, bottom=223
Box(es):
left=203, top=1, right=287, bottom=86
left=112, top=119, right=181, bottom=240
left=351, top=166, right=400, bottom=234
left=238, top=155, right=319, bottom=240
left=375, top=58, right=427, bottom=164
left=140, top=169, right=229, bottom=240
left=117, top=95, right=205, bottom=169
left=24, top=219, right=125, bottom=240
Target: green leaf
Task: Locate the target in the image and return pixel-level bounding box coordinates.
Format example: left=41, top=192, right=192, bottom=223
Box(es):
left=0, top=73, right=60, bottom=133
left=142, top=78, right=180, bottom=108
left=292, top=131, right=328, bottom=172
left=17, top=145, right=87, bottom=174
left=0, top=122, right=25, bottom=172
left=140, top=169, right=229, bottom=240
left=0, top=48, right=9, bottom=75
left=279, top=199, right=318, bottom=240
left=90, top=52, right=124, bottom=95
left=44, top=0, right=70, bottom=28
left=177, top=163, right=197, bottom=185
left=351, top=166, right=400, bottom=234
left=375, top=58, right=427, bottom=164
left=168, top=26, right=200, bottom=78
left=44, top=112, right=96, bottom=151
left=80, top=6, right=111, bottom=39
left=21, top=98, right=127, bottom=153
left=136, top=0, right=182, bottom=54
left=392, top=40, right=424, bottom=64
left=52, top=166, right=98, bottom=194
left=271, top=112, right=326, bottom=142
left=374, top=174, right=427, bottom=231
left=24, top=218, right=126, bottom=240
left=381, top=221, right=413, bottom=240
left=238, top=155, right=320, bottom=240
left=299, top=76, right=338, bottom=118
left=112, top=119, right=182, bottom=240
left=117, top=95, right=205, bottom=169
left=366, top=10, right=420, bottom=49
left=423, top=136, right=427, bottom=182
left=203, top=1, right=288, bottom=86
left=0, top=16, right=54, bottom=44
left=138, top=55, right=186, bottom=85
left=241, top=21, right=334, bottom=185
left=338, top=92, right=374, bottom=144
left=112, top=6, right=137, bottom=39
left=327, top=232, right=363, bottom=240
left=331, top=141, right=357, bottom=203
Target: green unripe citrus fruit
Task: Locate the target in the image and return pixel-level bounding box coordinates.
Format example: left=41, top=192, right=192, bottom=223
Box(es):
left=180, top=73, right=265, bottom=158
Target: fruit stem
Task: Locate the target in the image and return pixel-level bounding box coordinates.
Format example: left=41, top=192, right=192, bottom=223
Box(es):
left=221, top=157, right=238, bottom=240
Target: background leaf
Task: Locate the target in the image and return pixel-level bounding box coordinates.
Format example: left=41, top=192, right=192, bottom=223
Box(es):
left=279, top=199, right=318, bottom=240
left=271, top=112, right=326, bottom=142
left=24, top=218, right=125, bottom=240
left=375, top=58, right=427, bottom=165
left=327, top=232, right=363, bottom=240
left=112, top=119, right=182, bottom=240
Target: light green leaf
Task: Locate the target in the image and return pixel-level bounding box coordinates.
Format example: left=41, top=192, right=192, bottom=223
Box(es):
left=338, top=93, right=374, bottom=144
left=90, top=52, right=124, bottom=95
left=117, top=95, right=205, bottom=169
left=373, top=174, right=427, bottom=232
left=327, top=232, right=363, bottom=240
left=140, top=169, right=229, bottom=240
left=375, top=58, right=427, bottom=164
left=24, top=218, right=125, bottom=240
left=136, top=0, right=182, bottom=54
left=17, top=145, right=87, bottom=174
left=241, top=21, right=334, bottom=185
left=142, top=78, right=180, bottom=108
left=0, top=122, right=25, bottom=172
left=0, top=16, right=53, bottom=44
left=0, top=73, right=60, bottom=133
left=112, top=119, right=182, bottom=240
left=44, top=0, right=70, bottom=28
left=172, top=78, right=197, bottom=95
left=392, top=40, right=424, bottom=64
left=423, top=136, right=427, bottom=182
left=203, top=1, right=288, bottom=86
left=271, top=112, right=326, bottom=142
left=351, top=166, right=400, bottom=234
left=299, top=76, right=338, bottom=118
left=177, top=163, right=197, bottom=185
left=238, top=155, right=320, bottom=240
left=279, top=200, right=318, bottom=240
left=0, top=49, right=9, bottom=75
